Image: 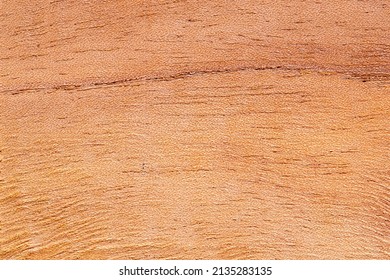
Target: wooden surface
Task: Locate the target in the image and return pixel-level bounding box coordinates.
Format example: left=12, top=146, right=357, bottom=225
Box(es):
left=0, top=0, right=389, bottom=259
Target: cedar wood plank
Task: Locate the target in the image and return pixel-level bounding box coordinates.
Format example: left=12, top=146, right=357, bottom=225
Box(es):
left=0, top=0, right=389, bottom=259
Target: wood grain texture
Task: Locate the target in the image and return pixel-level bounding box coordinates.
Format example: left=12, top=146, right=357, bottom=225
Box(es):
left=0, top=0, right=389, bottom=259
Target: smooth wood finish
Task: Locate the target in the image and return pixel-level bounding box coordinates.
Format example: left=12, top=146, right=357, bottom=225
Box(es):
left=0, top=0, right=389, bottom=259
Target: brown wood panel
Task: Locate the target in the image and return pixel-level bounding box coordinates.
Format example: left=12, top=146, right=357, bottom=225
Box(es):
left=0, top=0, right=389, bottom=259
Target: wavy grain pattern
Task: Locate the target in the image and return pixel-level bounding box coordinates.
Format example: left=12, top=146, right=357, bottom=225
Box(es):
left=0, top=0, right=389, bottom=259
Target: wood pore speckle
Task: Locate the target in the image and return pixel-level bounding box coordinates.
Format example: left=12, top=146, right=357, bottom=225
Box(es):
left=0, top=0, right=389, bottom=259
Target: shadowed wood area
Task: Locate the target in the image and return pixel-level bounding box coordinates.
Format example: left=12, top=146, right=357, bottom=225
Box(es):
left=0, top=0, right=389, bottom=259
